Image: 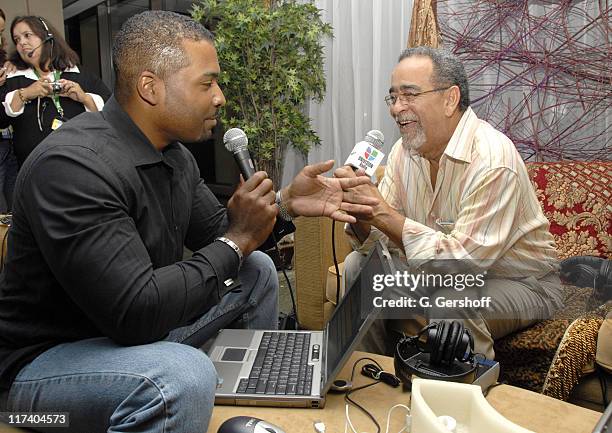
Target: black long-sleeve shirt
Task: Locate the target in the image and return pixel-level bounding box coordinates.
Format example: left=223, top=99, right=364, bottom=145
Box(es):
left=0, top=96, right=246, bottom=392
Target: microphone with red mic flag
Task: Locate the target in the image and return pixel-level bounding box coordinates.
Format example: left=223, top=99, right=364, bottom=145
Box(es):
left=344, top=130, right=385, bottom=176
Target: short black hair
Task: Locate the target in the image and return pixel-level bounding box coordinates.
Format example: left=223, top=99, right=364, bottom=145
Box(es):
left=398, top=46, right=470, bottom=111
left=112, top=10, right=214, bottom=103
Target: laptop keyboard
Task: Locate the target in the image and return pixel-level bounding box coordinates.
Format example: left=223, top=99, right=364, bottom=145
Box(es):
left=236, top=332, right=314, bottom=395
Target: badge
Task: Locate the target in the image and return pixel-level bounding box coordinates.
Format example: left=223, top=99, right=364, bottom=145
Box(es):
left=51, top=118, right=64, bottom=130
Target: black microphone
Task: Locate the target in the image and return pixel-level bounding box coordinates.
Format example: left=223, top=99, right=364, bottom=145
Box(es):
left=26, top=36, right=53, bottom=58
left=344, top=129, right=385, bottom=176
left=223, top=127, right=296, bottom=254
left=223, top=127, right=256, bottom=180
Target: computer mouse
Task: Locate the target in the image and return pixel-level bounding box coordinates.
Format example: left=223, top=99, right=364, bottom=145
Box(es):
left=217, top=416, right=286, bottom=433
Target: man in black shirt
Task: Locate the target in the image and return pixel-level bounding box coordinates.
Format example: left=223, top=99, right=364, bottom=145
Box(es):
left=0, top=11, right=376, bottom=433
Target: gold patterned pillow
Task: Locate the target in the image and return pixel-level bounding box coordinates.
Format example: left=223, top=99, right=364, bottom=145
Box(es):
left=526, top=161, right=611, bottom=259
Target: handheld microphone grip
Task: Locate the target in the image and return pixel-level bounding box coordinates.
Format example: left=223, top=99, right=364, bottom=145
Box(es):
left=234, top=150, right=256, bottom=180
left=223, top=128, right=256, bottom=180
left=222, top=127, right=296, bottom=251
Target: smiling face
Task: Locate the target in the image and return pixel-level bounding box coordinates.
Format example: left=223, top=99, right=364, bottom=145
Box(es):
left=388, top=56, right=451, bottom=154
left=12, top=21, right=42, bottom=67
left=158, top=39, right=226, bottom=144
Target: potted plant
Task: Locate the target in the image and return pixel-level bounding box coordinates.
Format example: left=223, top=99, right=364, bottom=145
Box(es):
left=191, top=0, right=333, bottom=189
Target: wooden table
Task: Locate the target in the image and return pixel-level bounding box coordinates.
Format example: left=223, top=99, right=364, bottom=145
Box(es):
left=0, top=351, right=602, bottom=433
left=210, top=351, right=602, bottom=433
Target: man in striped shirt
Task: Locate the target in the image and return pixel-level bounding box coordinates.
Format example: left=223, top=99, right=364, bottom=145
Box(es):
left=338, top=47, right=562, bottom=359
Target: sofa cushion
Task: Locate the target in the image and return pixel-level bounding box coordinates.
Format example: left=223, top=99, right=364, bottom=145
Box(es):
left=526, top=161, right=611, bottom=259
left=494, top=284, right=611, bottom=400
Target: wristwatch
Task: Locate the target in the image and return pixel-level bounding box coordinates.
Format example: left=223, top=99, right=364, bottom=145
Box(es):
left=275, top=190, right=294, bottom=221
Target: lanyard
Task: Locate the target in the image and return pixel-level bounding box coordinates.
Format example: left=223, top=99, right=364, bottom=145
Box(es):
left=33, top=69, right=64, bottom=120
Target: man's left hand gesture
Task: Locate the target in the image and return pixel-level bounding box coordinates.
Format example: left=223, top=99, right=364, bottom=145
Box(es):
left=280, top=160, right=379, bottom=223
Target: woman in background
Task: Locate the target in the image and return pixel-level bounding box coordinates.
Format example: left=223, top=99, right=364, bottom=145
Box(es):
left=0, top=8, right=17, bottom=212
left=0, top=15, right=110, bottom=166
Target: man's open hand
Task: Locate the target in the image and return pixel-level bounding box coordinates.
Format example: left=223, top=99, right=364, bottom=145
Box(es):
left=282, top=160, right=379, bottom=224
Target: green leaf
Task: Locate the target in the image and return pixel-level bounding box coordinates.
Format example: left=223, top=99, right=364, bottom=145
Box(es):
left=192, top=0, right=333, bottom=186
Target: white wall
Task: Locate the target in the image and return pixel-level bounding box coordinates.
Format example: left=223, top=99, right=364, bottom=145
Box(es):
left=0, top=0, right=64, bottom=39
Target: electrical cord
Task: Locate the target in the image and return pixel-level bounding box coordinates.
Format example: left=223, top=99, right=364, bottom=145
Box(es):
left=271, top=231, right=299, bottom=330
left=384, top=404, right=411, bottom=433
left=334, top=221, right=368, bottom=306
left=332, top=221, right=341, bottom=305
left=482, top=380, right=506, bottom=398
left=343, top=357, right=385, bottom=433
left=341, top=358, right=412, bottom=433
left=361, top=363, right=401, bottom=387
left=597, top=365, right=609, bottom=407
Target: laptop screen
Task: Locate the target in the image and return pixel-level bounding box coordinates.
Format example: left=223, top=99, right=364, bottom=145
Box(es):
left=323, top=243, right=388, bottom=387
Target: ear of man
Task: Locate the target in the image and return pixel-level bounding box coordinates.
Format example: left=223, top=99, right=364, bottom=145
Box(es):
left=136, top=71, right=164, bottom=107
left=444, top=85, right=461, bottom=117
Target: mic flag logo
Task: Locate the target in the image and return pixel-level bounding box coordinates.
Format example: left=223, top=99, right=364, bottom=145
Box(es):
left=365, top=147, right=378, bottom=162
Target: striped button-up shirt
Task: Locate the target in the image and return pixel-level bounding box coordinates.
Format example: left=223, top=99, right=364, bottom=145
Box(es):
left=350, top=107, right=558, bottom=279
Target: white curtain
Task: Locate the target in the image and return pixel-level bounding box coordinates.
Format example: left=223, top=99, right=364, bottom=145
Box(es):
left=282, top=0, right=413, bottom=185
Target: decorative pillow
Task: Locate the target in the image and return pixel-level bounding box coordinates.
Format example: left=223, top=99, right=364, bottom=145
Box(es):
left=494, top=285, right=610, bottom=398
left=526, top=161, right=611, bottom=259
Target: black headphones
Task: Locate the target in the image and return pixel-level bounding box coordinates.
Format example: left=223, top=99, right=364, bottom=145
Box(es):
left=394, top=321, right=477, bottom=387
left=417, top=321, right=474, bottom=365
left=38, top=17, right=55, bottom=42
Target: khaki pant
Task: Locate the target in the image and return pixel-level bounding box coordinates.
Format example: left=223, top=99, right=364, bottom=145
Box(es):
left=343, top=251, right=563, bottom=359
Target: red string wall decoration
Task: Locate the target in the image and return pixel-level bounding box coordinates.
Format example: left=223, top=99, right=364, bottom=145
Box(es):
left=438, top=0, right=611, bottom=161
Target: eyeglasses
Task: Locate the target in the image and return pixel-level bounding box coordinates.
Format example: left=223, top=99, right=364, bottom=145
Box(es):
left=384, top=86, right=452, bottom=107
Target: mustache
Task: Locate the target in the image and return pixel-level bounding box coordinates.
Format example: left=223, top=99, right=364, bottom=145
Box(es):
left=395, top=114, right=418, bottom=122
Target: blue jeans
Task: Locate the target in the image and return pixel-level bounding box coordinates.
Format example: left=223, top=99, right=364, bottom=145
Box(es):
left=6, top=251, right=278, bottom=433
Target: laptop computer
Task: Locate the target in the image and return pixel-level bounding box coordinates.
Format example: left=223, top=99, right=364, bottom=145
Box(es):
left=205, top=241, right=394, bottom=408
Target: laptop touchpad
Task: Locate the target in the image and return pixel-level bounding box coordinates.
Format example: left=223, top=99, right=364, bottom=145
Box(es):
left=222, top=347, right=248, bottom=362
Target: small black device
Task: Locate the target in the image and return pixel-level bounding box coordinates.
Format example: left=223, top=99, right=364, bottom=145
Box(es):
left=394, top=321, right=499, bottom=391
left=330, top=379, right=352, bottom=392
left=217, top=416, right=285, bottom=433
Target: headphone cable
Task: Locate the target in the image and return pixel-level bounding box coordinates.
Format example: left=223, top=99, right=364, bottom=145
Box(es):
left=271, top=231, right=299, bottom=330
left=343, top=357, right=384, bottom=433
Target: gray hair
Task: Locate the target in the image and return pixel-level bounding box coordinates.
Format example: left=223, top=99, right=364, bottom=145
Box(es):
left=398, top=47, right=470, bottom=111
left=112, top=10, right=214, bottom=102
